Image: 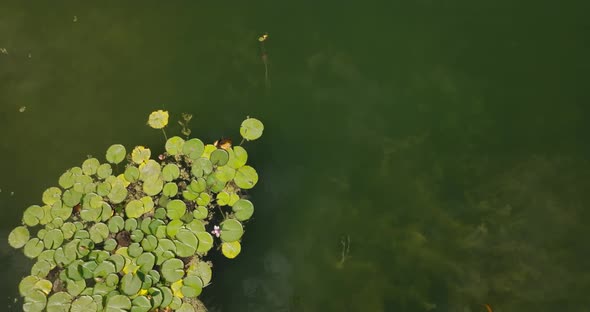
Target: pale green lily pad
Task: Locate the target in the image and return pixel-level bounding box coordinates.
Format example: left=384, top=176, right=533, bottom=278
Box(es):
left=216, top=192, right=230, bottom=206
left=94, top=260, right=116, bottom=278
left=234, top=165, right=258, bottom=189
left=66, top=279, right=86, bottom=297
left=141, top=235, right=158, bottom=252
left=182, top=275, right=203, bottom=298
left=82, top=158, right=100, bottom=176
left=227, top=146, right=248, bottom=169
left=196, top=192, right=210, bottom=206
left=24, top=238, right=45, bottom=258
left=131, top=230, right=144, bottom=243
left=124, top=166, right=140, bottom=182
left=89, top=223, right=109, bottom=243
left=128, top=243, right=143, bottom=258
left=125, top=218, right=138, bottom=232
left=189, top=178, right=207, bottom=193
left=191, top=158, right=213, bottom=178
left=140, top=196, right=154, bottom=213
left=137, top=252, right=156, bottom=273
left=58, top=169, right=76, bottom=189
left=31, top=260, right=52, bottom=278
left=51, top=200, right=71, bottom=220
left=174, top=229, right=198, bottom=257
left=47, top=291, right=72, bottom=312
left=103, top=238, right=117, bottom=251
left=97, top=163, right=113, bottom=179
left=143, top=175, right=163, bottom=196
left=71, top=296, right=98, bottom=312
left=166, top=219, right=183, bottom=238
left=196, top=261, right=212, bottom=285
left=206, top=174, right=226, bottom=193
left=97, top=181, right=112, bottom=196
left=108, top=216, right=125, bottom=233
left=131, top=146, right=151, bottom=164
left=23, top=289, right=47, bottom=312
left=37, top=250, right=56, bottom=267
left=23, top=205, right=44, bottom=227
left=163, top=182, right=178, bottom=197
left=8, top=226, right=29, bottom=248
left=220, top=219, right=244, bottom=242
left=210, top=149, right=229, bottom=166
left=120, top=273, right=142, bottom=295
left=232, top=199, right=254, bottom=221
left=221, top=241, right=241, bottom=259
left=161, top=258, right=184, bottom=283
left=139, top=160, right=161, bottom=181
left=131, top=296, right=152, bottom=312
left=162, top=164, right=180, bottom=181
left=106, top=144, right=126, bottom=165
left=44, top=229, right=64, bottom=249
left=192, top=206, right=208, bottom=220
left=108, top=183, right=127, bottom=204
left=177, top=302, right=196, bottom=312
left=240, top=117, right=264, bottom=141
left=186, top=219, right=206, bottom=233
left=105, top=295, right=131, bottom=312
left=62, top=190, right=82, bottom=207
left=125, top=200, right=144, bottom=218
left=182, top=138, right=204, bottom=159
left=202, top=144, right=217, bottom=159
left=62, top=223, right=77, bottom=239
left=215, top=166, right=236, bottom=182
left=42, top=187, right=62, bottom=205
left=166, top=200, right=186, bottom=220
left=195, top=231, right=213, bottom=253
left=165, top=136, right=185, bottom=155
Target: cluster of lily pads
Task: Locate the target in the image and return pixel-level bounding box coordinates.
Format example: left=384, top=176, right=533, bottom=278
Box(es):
left=8, top=111, right=264, bottom=312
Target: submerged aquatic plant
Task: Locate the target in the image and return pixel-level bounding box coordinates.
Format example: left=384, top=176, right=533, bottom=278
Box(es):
left=8, top=111, right=264, bottom=312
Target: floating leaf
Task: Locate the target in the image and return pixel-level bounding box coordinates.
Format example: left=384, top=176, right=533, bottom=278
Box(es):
left=216, top=192, right=230, bottom=206
left=125, top=218, right=138, bottom=232
left=128, top=243, right=143, bottom=258
left=165, top=136, right=185, bottom=155
left=31, top=260, right=52, bottom=278
left=196, top=192, right=210, bottom=206
left=9, top=226, right=30, bottom=249
left=240, top=117, right=264, bottom=141
left=210, top=149, right=229, bottom=166
left=97, top=164, right=113, bottom=179
left=44, top=229, right=64, bottom=249
left=131, top=296, right=152, bottom=312
left=141, top=235, right=158, bottom=252
left=159, top=287, right=174, bottom=308
left=192, top=206, right=208, bottom=220
left=182, top=138, right=205, bottom=159
left=137, top=252, right=156, bottom=273
left=162, top=164, right=180, bottom=181
left=131, top=146, right=151, bottom=164
left=221, top=241, right=241, bottom=259
left=161, top=258, right=184, bottom=283
left=66, top=279, right=86, bottom=297
left=124, top=166, right=140, bottom=182
left=220, top=219, right=244, bottom=242
left=191, top=158, right=213, bottom=178
left=108, top=183, right=128, bottom=204
left=82, top=158, right=100, bottom=176
left=23, top=289, right=47, bottom=312
left=148, top=110, right=169, bottom=129
left=215, top=166, right=236, bottom=182
left=108, top=216, right=125, bottom=233
left=143, top=175, right=163, bottom=196
left=196, top=261, right=212, bottom=285
left=174, top=229, right=198, bottom=257
left=94, top=260, right=116, bottom=278
left=24, top=238, right=45, bottom=258
left=42, top=187, right=62, bottom=206
left=227, top=146, right=248, bottom=169
left=23, top=205, right=44, bottom=227
left=89, top=223, right=109, bottom=243
left=195, top=231, right=213, bottom=253
left=139, top=160, right=161, bottom=181
left=166, top=219, right=183, bottom=238
left=181, top=275, right=203, bottom=298
left=163, top=182, right=178, bottom=197
left=71, top=296, right=98, bottom=312
left=234, top=165, right=258, bottom=189
left=120, top=273, right=142, bottom=295
left=59, top=170, right=76, bottom=189
left=105, top=144, right=126, bottom=165
left=166, top=200, right=186, bottom=220
left=47, top=291, right=72, bottom=312
left=62, top=190, right=82, bottom=207
left=105, top=295, right=131, bottom=312
left=125, top=200, right=145, bottom=218
left=232, top=199, right=254, bottom=221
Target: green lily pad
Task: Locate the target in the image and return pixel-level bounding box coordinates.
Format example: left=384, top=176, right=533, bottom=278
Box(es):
left=62, top=190, right=82, bottom=207
left=124, top=166, right=140, bottom=182
left=166, top=200, right=186, bottom=220
left=42, top=187, right=62, bottom=206
left=220, top=219, right=244, bottom=242
left=23, top=205, right=44, bottom=227
left=140, top=196, right=154, bottom=213
left=166, top=219, right=183, bottom=238
left=141, top=235, right=158, bottom=252
left=189, top=178, right=207, bottom=193
left=59, top=169, right=76, bottom=189
left=105, top=295, right=131, bottom=312
left=161, top=258, right=184, bottom=283
left=210, top=149, right=229, bottom=166
left=186, top=219, right=206, bottom=233
left=192, top=206, right=208, bottom=220
left=54, top=245, right=76, bottom=266
left=71, top=296, right=98, bottom=312
left=120, top=273, right=142, bottom=295
left=44, top=229, right=64, bottom=249
left=182, top=138, right=205, bottom=159
left=202, top=144, right=217, bottom=159
left=96, top=181, right=112, bottom=196
left=108, top=254, right=126, bottom=273
left=125, top=200, right=145, bottom=218
left=206, top=174, right=226, bottom=193
left=125, top=218, right=138, bottom=232
left=94, top=260, right=116, bottom=278
left=148, top=287, right=163, bottom=308
left=131, top=230, right=144, bottom=243
left=108, top=183, right=128, bottom=204
left=108, top=216, right=125, bottom=233
left=232, top=199, right=254, bottom=221
left=191, top=158, right=213, bottom=178
left=221, top=241, right=241, bottom=259
left=139, top=160, right=161, bottom=181
left=181, top=275, right=203, bottom=298
left=154, top=207, right=167, bottom=220
left=9, top=226, right=30, bottom=249
left=104, top=238, right=117, bottom=251
left=24, top=238, right=45, bottom=258
left=196, top=192, right=211, bottom=206
left=195, top=231, right=213, bottom=253
left=177, top=302, right=196, bottom=312
left=82, top=158, right=100, bottom=176
left=182, top=189, right=198, bottom=201
left=174, top=229, right=198, bottom=257
left=47, top=291, right=72, bottom=312
left=163, top=182, right=178, bottom=197
left=38, top=250, right=56, bottom=267
left=128, top=243, right=143, bottom=258
left=66, top=279, right=86, bottom=297
left=137, top=252, right=156, bottom=273
left=165, top=136, right=185, bottom=155
left=162, top=164, right=180, bottom=181
left=31, top=260, right=52, bottom=278
left=196, top=261, right=212, bottom=285
left=227, top=146, right=248, bottom=169
left=159, top=287, right=173, bottom=308
left=23, top=289, right=47, bottom=312
left=97, top=163, right=113, bottom=179
left=50, top=200, right=71, bottom=220
left=143, top=175, right=163, bottom=196
left=101, top=202, right=113, bottom=221
left=240, top=117, right=264, bottom=141
left=234, top=165, right=258, bottom=189
left=131, top=146, right=151, bottom=164
left=106, top=144, right=126, bottom=165
left=214, top=166, right=236, bottom=182
left=89, top=223, right=109, bottom=243
left=216, top=192, right=230, bottom=206
left=131, top=296, right=152, bottom=312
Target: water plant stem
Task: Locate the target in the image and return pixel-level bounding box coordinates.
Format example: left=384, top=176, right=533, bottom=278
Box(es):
left=161, top=128, right=168, bottom=141
left=260, top=41, right=270, bottom=89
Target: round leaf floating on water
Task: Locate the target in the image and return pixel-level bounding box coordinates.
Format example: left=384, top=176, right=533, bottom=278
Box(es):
left=174, top=229, right=198, bottom=257
left=23, top=205, right=45, bottom=227
left=227, top=146, right=248, bottom=169
left=147, top=110, right=169, bottom=129
left=105, top=144, right=126, bottom=165
left=82, top=158, right=100, bottom=176
left=131, top=146, right=151, bottom=165
left=192, top=206, right=208, bottom=220
left=71, top=296, right=98, bottom=312
left=47, top=291, right=72, bottom=312
left=163, top=182, right=178, bottom=197
left=234, top=165, right=258, bottom=189
left=24, top=238, right=45, bottom=258
left=125, top=200, right=145, bottom=218
left=131, top=296, right=152, bottom=312
left=240, top=117, right=264, bottom=141
left=161, top=258, right=185, bottom=283
left=195, top=231, right=213, bottom=253
left=120, top=273, right=142, bottom=296
left=166, top=200, right=186, bottom=220
left=105, top=295, right=131, bottom=312
left=143, top=175, right=163, bottom=196
left=162, top=164, right=180, bottom=181
left=182, top=138, right=205, bottom=159
left=42, top=187, right=62, bottom=206
left=58, top=170, right=76, bottom=189
left=221, top=241, right=241, bottom=259
left=220, top=219, right=244, bottom=242
left=165, top=136, right=185, bottom=155
left=181, top=275, right=203, bottom=298
left=232, top=199, right=254, bottom=221
left=43, top=229, right=64, bottom=249
left=210, top=149, right=229, bottom=166
left=89, top=223, right=109, bottom=244
left=96, top=163, right=113, bottom=180
left=124, top=166, right=140, bottom=183
left=9, top=226, right=30, bottom=249
left=23, top=289, right=47, bottom=312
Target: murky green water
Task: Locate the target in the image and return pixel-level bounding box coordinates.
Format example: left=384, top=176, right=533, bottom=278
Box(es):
left=2, top=1, right=590, bottom=311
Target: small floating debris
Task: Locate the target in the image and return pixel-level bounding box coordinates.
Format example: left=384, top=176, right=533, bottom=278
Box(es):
left=0, top=48, right=7, bottom=55
left=73, top=15, right=78, bottom=22
left=10, top=191, right=14, bottom=196
left=28, top=53, right=31, bottom=58
left=19, top=106, right=26, bottom=113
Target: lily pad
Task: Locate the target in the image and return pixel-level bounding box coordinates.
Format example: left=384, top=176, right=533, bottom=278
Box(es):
left=216, top=192, right=230, bottom=206
left=89, top=223, right=109, bottom=243
left=23, top=205, right=44, bottom=227
left=166, top=200, right=186, bottom=220
left=240, top=117, right=264, bottom=141
left=125, top=200, right=145, bottom=218
left=120, top=273, right=142, bottom=295
left=94, top=261, right=116, bottom=278
left=181, top=275, right=203, bottom=298
left=192, top=206, right=208, bottom=220
left=161, top=258, right=185, bottom=283
left=214, top=166, right=236, bottom=182
left=196, top=192, right=210, bottom=206
left=163, top=182, right=178, bottom=197
left=220, top=219, right=244, bottom=242
left=131, top=296, right=152, bottom=312
left=195, top=231, right=213, bottom=253
left=232, top=199, right=254, bottom=221
left=108, top=216, right=125, bottom=233
left=174, top=229, right=198, bottom=257
left=128, top=243, right=143, bottom=258
left=210, top=149, right=229, bottom=166
left=234, top=165, right=258, bottom=189
left=137, top=252, right=156, bottom=273
left=66, top=279, right=86, bottom=297
left=51, top=200, right=72, bottom=220
left=58, top=170, right=76, bottom=189
left=182, top=138, right=205, bottom=159
left=105, top=295, right=131, bottom=312
left=23, top=289, right=47, bottom=312
left=43, top=229, right=64, bottom=249
left=166, top=219, right=183, bottom=238
left=31, top=260, right=52, bottom=278
left=162, top=164, right=180, bottom=181
left=143, top=175, right=163, bottom=196
left=131, top=146, right=151, bottom=164
left=106, top=144, right=126, bottom=165
left=124, top=166, right=140, bottom=182
left=62, top=190, right=82, bottom=207
left=148, top=110, right=169, bottom=129
left=71, top=296, right=98, bottom=312
left=97, top=164, right=113, bottom=179
left=227, top=146, right=248, bottom=169
left=221, top=241, right=241, bottom=259
left=82, top=158, right=100, bottom=176
left=165, top=136, right=185, bottom=155
left=24, top=238, right=45, bottom=258
left=191, top=158, right=213, bottom=178
left=8, top=226, right=30, bottom=249
left=47, top=291, right=72, bottom=312
left=42, top=187, right=62, bottom=206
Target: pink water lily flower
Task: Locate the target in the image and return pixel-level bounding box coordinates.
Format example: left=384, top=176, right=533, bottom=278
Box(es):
left=211, top=225, right=221, bottom=238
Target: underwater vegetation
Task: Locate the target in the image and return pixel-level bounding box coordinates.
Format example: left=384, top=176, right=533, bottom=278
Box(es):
left=7, top=111, right=264, bottom=312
